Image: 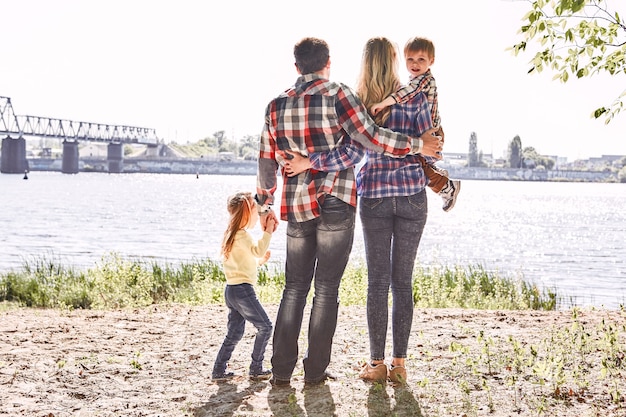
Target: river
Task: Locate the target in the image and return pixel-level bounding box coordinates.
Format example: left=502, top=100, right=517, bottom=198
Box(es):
left=1, top=172, right=625, bottom=308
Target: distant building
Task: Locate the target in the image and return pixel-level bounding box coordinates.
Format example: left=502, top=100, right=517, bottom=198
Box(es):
left=588, top=154, right=624, bottom=164
left=440, top=152, right=467, bottom=167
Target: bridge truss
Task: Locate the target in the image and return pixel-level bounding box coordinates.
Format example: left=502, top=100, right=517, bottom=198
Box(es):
left=0, top=96, right=159, bottom=145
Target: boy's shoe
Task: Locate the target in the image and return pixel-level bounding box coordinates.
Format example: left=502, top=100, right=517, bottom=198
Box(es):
left=388, top=365, right=407, bottom=385
left=359, top=362, right=388, bottom=382
left=434, top=166, right=449, bottom=177
left=439, top=179, right=461, bottom=212
left=212, top=372, right=235, bottom=381
left=250, top=369, right=272, bottom=381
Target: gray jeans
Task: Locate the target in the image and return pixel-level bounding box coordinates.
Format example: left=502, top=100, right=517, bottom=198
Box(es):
left=360, top=190, right=427, bottom=360
left=271, top=195, right=355, bottom=383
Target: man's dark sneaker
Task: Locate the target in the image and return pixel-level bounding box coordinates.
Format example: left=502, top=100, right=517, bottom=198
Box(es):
left=250, top=369, right=272, bottom=381
left=304, top=372, right=337, bottom=387
left=212, top=372, right=235, bottom=381
left=270, top=377, right=290, bottom=386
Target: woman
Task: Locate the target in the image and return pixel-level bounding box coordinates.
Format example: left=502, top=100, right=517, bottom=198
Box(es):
left=284, top=37, right=438, bottom=384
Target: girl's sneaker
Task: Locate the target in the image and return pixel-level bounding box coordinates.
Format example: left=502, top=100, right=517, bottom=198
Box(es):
left=212, top=371, right=235, bottom=381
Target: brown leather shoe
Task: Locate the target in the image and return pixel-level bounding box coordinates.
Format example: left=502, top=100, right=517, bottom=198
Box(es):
left=388, top=365, right=407, bottom=384
left=359, top=362, right=388, bottom=382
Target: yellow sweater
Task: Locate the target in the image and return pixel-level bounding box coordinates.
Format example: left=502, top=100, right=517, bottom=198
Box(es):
left=223, top=229, right=272, bottom=285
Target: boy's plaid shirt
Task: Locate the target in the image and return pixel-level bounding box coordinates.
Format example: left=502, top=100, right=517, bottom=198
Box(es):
left=391, top=69, right=441, bottom=129
left=256, top=73, right=414, bottom=222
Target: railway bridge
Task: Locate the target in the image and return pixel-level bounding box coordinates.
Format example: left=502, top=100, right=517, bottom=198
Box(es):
left=0, top=96, right=160, bottom=174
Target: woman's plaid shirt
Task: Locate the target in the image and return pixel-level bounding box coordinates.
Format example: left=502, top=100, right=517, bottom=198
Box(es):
left=256, top=73, right=415, bottom=222
left=309, top=91, right=436, bottom=199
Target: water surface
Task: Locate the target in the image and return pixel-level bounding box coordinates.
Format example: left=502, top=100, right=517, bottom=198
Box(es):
left=1, top=172, right=624, bottom=308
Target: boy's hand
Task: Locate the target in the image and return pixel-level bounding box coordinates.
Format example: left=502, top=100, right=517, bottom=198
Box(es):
left=370, top=97, right=394, bottom=116
left=370, top=102, right=385, bottom=116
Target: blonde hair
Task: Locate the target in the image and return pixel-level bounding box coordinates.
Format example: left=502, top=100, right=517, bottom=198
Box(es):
left=221, top=191, right=254, bottom=260
left=355, top=37, right=401, bottom=125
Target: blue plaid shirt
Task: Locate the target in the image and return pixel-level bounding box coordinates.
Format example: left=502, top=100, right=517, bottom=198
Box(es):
left=391, top=69, right=441, bottom=130
left=309, top=91, right=436, bottom=198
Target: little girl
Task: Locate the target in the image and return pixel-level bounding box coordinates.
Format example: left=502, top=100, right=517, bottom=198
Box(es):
left=212, top=191, right=276, bottom=381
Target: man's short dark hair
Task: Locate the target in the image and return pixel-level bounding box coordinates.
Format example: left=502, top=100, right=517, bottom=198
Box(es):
left=294, top=37, right=329, bottom=74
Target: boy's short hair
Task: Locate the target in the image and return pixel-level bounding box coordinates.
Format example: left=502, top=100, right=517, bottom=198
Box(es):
left=404, top=37, right=435, bottom=59
left=294, top=37, right=330, bottom=74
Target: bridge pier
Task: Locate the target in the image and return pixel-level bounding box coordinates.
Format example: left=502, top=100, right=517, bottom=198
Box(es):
left=145, top=143, right=160, bottom=157
left=0, top=137, right=28, bottom=174
left=107, top=142, right=124, bottom=173
left=62, top=140, right=79, bottom=174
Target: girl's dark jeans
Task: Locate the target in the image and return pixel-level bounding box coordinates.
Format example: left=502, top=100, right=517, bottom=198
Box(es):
left=212, top=283, right=273, bottom=377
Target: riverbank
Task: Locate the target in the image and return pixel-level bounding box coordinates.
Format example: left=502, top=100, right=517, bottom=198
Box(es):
left=23, top=157, right=621, bottom=182
left=1, top=304, right=624, bottom=416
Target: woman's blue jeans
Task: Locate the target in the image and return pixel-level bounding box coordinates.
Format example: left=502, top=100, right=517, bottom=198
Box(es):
left=271, top=195, right=355, bottom=383
left=212, top=283, right=273, bottom=376
left=360, top=190, right=428, bottom=361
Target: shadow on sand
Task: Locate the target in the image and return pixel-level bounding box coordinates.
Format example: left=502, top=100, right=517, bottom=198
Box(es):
left=367, top=382, right=424, bottom=417
left=193, top=379, right=268, bottom=417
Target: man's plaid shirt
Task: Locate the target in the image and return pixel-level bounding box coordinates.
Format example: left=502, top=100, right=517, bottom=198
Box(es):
left=256, top=73, right=415, bottom=222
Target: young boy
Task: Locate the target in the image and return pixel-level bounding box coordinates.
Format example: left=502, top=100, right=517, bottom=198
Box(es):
left=371, top=37, right=461, bottom=212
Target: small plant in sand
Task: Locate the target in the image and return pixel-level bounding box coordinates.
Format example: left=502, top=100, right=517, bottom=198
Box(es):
left=130, top=351, right=142, bottom=370
left=432, top=309, right=626, bottom=415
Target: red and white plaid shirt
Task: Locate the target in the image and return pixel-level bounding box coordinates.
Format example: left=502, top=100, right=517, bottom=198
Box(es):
left=256, top=73, right=414, bottom=222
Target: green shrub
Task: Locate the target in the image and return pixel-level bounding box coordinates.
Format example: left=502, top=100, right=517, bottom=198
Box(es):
left=0, top=253, right=558, bottom=311
left=0, top=255, right=92, bottom=309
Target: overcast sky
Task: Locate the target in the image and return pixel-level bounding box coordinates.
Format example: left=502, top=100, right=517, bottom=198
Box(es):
left=1, top=0, right=624, bottom=161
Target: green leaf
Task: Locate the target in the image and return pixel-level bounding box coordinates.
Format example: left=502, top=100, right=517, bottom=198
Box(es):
left=594, top=107, right=608, bottom=118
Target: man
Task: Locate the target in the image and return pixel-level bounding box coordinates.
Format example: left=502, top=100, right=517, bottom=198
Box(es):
left=255, top=37, right=442, bottom=386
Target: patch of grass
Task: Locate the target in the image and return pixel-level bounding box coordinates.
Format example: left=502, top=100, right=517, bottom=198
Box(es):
left=412, top=264, right=557, bottom=310
left=0, top=252, right=558, bottom=311
left=0, top=254, right=92, bottom=309
left=439, top=307, right=626, bottom=415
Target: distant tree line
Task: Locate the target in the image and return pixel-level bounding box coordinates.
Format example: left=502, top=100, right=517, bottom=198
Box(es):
left=173, top=130, right=626, bottom=182
left=468, top=131, right=626, bottom=182
left=505, top=135, right=555, bottom=170
left=467, top=132, right=556, bottom=170
left=171, top=130, right=261, bottom=160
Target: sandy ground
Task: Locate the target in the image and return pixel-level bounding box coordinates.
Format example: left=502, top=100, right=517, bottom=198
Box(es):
left=1, top=304, right=625, bottom=417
